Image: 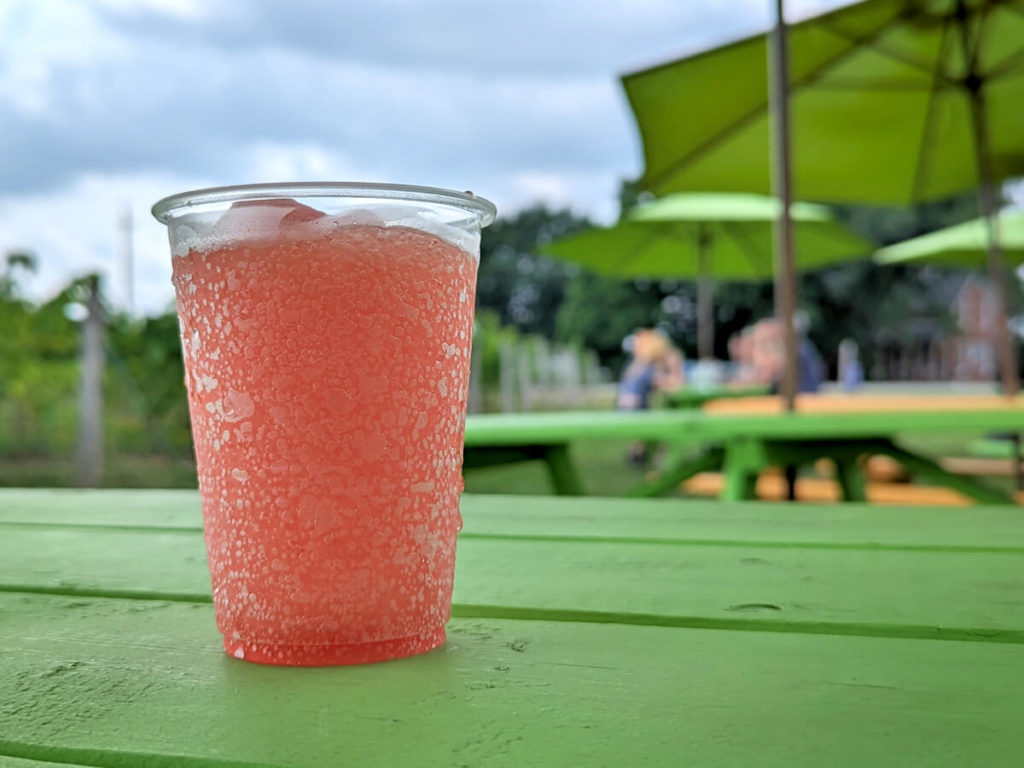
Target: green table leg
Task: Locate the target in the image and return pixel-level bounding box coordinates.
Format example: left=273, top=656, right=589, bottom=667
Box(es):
left=542, top=444, right=586, bottom=496
left=720, top=439, right=767, bottom=501
left=872, top=440, right=1014, bottom=505
left=721, top=465, right=758, bottom=501
left=783, top=465, right=798, bottom=501
left=834, top=456, right=868, bottom=502
left=627, top=447, right=724, bottom=498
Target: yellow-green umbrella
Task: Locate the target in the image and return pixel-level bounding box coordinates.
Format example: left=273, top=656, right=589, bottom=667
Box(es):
left=876, top=209, right=1024, bottom=267
left=545, top=193, right=871, bottom=358
left=623, top=0, right=1024, bottom=393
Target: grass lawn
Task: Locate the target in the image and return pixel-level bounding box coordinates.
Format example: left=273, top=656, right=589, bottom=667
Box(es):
left=0, top=455, right=199, bottom=489
left=0, top=441, right=649, bottom=495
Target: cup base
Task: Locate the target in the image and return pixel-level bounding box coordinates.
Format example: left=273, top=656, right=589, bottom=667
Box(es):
left=222, top=626, right=447, bottom=666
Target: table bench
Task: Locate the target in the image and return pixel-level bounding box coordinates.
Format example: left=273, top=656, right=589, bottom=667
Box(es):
left=2, top=489, right=1024, bottom=766
left=464, top=396, right=1024, bottom=503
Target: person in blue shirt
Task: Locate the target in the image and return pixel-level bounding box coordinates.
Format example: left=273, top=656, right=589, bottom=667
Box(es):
left=752, top=317, right=825, bottom=394
left=838, top=338, right=865, bottom=390
left=617, top=329, right=683, bottom=464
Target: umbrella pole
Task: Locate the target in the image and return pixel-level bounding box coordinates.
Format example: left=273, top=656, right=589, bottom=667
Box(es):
left=769, top=0, right=798, bottom=412
left=967, top=84, right=1020, bottom=396
left=697, top=224, right=714, bottom=360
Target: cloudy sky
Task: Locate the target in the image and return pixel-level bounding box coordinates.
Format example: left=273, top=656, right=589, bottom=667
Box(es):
left=0, top=0, right=848, bottom=315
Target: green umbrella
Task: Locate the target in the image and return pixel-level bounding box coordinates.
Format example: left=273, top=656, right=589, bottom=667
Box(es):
left=622, top=0, right=1024, bottom=393
left=544, top=192, right=870, bottom=358
left=876, top=208, right=1024, bottom=267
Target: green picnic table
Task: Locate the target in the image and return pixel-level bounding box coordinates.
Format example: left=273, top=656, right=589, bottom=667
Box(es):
left=464, top=403, right=1024, bottom=503
left=2, top=488, right=1024, bottom=766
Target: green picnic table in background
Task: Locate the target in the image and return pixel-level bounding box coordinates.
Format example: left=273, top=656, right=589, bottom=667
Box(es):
left=2, top=489, right=1024, bottom=766
left=464, top=399, right=1024, bottom=502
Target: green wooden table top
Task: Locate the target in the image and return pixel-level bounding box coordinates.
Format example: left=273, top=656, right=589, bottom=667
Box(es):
left=3, top=489, right=1024, bottom=766
left=464, top=406, right=1024, bottom=446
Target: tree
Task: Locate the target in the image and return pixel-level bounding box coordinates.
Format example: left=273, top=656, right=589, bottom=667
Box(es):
left=106, top=310, right=192, bottom=455
left=0, top=256, right=81, bottom=454
left=476, top=205, right=592, bottom=338
left=555, top=272, right=659, bottom=370
left=803, top=192, right=1010, bottom=376
left=0, top=251, right=37, bottom=300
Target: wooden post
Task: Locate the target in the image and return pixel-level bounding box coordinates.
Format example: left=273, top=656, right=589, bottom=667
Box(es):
left=953, top=0, right=1018, bottom=394
left=769, top=0, right=798, bottom=411
left=967, top=85, right=1020, bottom=395
left=76, top=275, right=105, bottom=487
left=696, top=224, right=715, bottom=360
left=770, top=0, right=797, bottom=500
left=517, top=345, right=533, bottom=411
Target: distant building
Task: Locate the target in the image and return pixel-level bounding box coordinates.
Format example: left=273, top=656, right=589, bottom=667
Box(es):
left=871, top=275, right=1003, bottom=382
left=950, top=276, right=997, bottom=381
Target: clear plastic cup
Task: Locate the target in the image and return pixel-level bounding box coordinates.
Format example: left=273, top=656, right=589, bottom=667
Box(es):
left=152, top=182, right=495, bottom=665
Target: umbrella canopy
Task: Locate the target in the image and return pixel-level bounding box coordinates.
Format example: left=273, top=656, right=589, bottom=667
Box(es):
left=544, top=193, right=870, bottom=357
left=622, top=0, right=1024, bottom=393
left=545, top=193, right=869, bottom=280
left=623, top=0, right=1024, bottom=203
left=876, top=209, right=1024, bottom=267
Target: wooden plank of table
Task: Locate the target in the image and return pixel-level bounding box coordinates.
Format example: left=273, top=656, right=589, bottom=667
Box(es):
left=3, top=592, right=1023, bottom=768
left=3, top=490, right=1023, bottom=549
left=693, top=409, right=1024, bottom=440
left=705, top=393, right=1024, bottom=414
left=0, top=489, right=202, bottom=528
left=0, top=757, right=96, bottom=768
left=2, top=520, right=1023, bottom=641
left=465, top=410, right=697, bottom=444
left=464, top=407, right=1024, bottom=446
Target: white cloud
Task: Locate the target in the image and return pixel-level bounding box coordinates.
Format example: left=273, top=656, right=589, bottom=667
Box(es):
left=0, top=162, right=619, bottom=315
left=87, top=0, right=207, bottom=19
left=0, top=0, right=857, bottom=317
left=0, top=172, right=211, bottom=314
left=1007, top=180, right=1024, bottom=210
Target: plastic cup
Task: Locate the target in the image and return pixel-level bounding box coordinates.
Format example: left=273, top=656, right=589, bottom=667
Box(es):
left=152, top=182, right=495, bottom=666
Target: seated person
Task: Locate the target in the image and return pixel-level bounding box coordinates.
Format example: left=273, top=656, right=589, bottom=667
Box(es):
left=617, top=329, right=684, bottom=465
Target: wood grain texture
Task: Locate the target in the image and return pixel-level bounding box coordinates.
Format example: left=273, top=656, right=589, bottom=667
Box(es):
left=704, top=393, right=1024, bottom=414
left=3, top=490, right=1024, bottom=548
left=3, top=592, right=1024, bottom=768
left=5, top=491, right=1024, bottom=766
left=0, top=490, right=202, bottom=528
left=2, top=518, right=1023, bottom=640
left=0, top=756, right=97, bottom=768
left=463, top=407, right=1024, bottom=445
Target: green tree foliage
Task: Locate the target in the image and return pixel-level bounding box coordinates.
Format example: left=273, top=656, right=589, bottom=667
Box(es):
left=0, top=259, right=192, bottom=459
left=801, top=192, right=1011, bottom=375
left=106, top=311, right=192, bottom=456
left=476, top=206, right=591, bottom=338
left=0, top=254, right=83, bottom=454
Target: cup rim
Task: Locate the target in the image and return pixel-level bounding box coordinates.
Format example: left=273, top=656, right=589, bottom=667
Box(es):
left=152, top=181, right=497, bottom=227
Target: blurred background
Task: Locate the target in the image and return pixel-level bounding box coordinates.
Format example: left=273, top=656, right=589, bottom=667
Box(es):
left=2, top=0, right=1021, bottom=492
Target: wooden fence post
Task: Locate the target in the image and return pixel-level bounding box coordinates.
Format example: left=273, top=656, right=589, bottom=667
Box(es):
left=76, top=275, right=105, bottom=487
